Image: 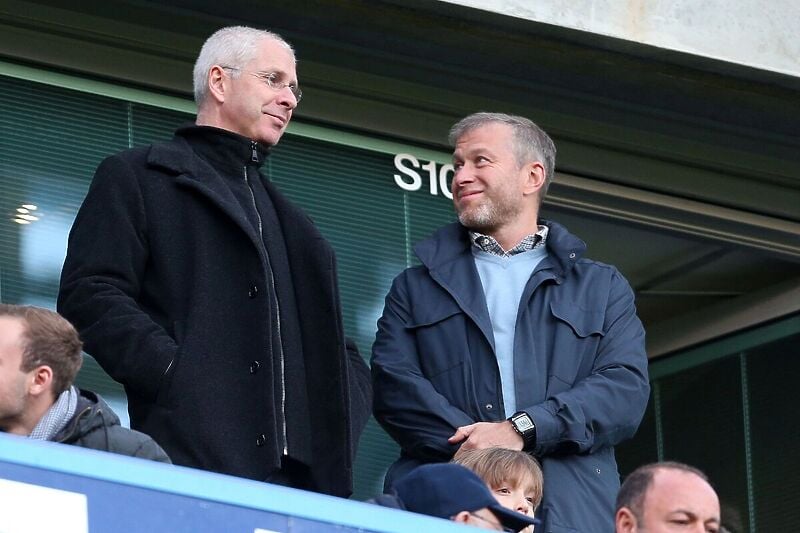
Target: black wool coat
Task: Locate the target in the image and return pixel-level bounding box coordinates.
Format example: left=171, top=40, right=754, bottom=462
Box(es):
left=58, top=131, right=371, bottom=497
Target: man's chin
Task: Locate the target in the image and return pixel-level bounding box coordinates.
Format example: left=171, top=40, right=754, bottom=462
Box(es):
left=254, top=130, right=284, bottom=147
left=458, top=210, right=494, bottom=232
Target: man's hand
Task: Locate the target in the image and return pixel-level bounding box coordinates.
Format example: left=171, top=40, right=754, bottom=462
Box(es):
left=448, top=421, right=524, bottom=451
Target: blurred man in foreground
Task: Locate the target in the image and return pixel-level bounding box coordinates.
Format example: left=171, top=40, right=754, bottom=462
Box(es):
left=0, top=304, right=169, bottom=462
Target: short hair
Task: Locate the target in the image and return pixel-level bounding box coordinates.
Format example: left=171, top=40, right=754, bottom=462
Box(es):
left=0, top=304, right=83, bottom=395
left=453, top=447, right=544, bottom=509
left=616, top=462, right=709, bottom=522
left=193, top=26, right=295, bottom=105
left=448, top=112, right=557, bottom=200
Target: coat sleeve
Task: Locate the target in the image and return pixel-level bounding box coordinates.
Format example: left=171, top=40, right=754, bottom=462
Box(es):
left=345, top=337, right=372, bottom=452
left=129, top=432, right=173, bottom=464
left=371, top=273, right=475, bottom=462
left=525, top=268, right=650, bottom=457
left=58, top=154, right=177, bottom=402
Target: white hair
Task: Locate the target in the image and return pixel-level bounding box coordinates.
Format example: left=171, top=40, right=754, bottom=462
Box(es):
left=192, top=26, right=295, bottom=105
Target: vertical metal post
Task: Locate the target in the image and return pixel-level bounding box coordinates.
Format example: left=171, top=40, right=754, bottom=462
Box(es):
left=126, top=102, right=134, bottom=148
left=654, top=381, right=664, bottom=461
left=403, top=193, right=411, bottom=268
left=740, top=352, right=756, bottom=533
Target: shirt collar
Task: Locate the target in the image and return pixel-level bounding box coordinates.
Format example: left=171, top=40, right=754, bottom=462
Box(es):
left=469, top=225, right=549, bottom=257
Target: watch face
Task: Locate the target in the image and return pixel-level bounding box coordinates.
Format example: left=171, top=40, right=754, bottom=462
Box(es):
left=514, top=414, right=535, bottom=433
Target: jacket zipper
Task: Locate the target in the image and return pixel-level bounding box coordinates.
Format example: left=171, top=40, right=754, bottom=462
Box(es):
left=56, top=405, right=92, bottom=443
left=246, top=142, right=288, bottom=456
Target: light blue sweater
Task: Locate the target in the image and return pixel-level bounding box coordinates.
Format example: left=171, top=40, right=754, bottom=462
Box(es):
left=473, top=247, right=548, bottom=417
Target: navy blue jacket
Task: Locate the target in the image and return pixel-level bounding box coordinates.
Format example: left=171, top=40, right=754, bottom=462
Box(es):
left=371, top=221, right=649, bottom=533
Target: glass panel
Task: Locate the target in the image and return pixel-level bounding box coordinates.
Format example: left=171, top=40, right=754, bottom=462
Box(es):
left=748, top=332, right=800, bottom=532
left=268, top=135, right=411, bottom=358
left=0, top=76, right=191, bottom=429
left=0, top=76, right=128, bottom=306
left=131, top=104, right=191, bottom=147
left=659, top=355, right=749, bottom=532
left=615, top=392, right=658, bottom=477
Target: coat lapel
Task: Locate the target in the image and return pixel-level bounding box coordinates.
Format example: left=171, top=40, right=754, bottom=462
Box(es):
left=262, top=177, right=334, bottom=302
left=415, top=223, right=496, bottom=351
left=147, top=138, right=268, bottom=267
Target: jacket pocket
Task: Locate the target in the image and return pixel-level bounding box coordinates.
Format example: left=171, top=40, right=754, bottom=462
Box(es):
left=406, top=298, right=463, bottom=329
left=156, top=319, right=186, bottom=407
left=546, top=301, right=605, bottom=386
left=406, top=302, right=466, bottom=380
left=549, top=301, right=605, bottom=338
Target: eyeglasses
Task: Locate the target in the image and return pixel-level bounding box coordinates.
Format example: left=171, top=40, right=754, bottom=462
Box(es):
left=221, top=66, right=302, bottom=103
left=468, top=512, right=515, bottom=532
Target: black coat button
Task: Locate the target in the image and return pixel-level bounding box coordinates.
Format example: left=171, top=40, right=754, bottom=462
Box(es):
left=256, top=434, right=266, bottom=446
left=249, top=361, right=260, bottom=374
left=248, top=285, right=259, bottom=298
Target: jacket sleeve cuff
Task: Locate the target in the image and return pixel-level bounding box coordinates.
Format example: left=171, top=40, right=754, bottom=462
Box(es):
left=526, top=404, right=560, bottom=455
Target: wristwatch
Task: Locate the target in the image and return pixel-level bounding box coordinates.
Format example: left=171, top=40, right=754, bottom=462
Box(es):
left=509, top=411, right=537, bottom=449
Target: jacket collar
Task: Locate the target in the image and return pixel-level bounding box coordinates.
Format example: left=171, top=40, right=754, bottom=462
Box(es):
left=146, top=126, right=268, bottom=261
left=538, top=218, right=587, bottom=278
left=54, top=389, right=119, bottom=443
left=413, top=223, right=494, bottom=348
left=147, top=124, right=269, bottom=176
left=412, top=220, right=586, bottom=348
left=176, top=124, right=270, bottom=173
left=414, top=219, right=586, bottom=275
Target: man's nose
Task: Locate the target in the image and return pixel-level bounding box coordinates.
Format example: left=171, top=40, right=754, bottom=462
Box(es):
left=452, top=167, right=474, bottom=188
left=276, top=87, right=298, bottom=109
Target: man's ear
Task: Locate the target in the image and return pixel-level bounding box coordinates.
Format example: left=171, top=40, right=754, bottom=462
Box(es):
left=28, top=365, right=54, bottom=397
left=615, top=507, right=638, bottom=533
left=522, top=161, right=546, bottom=197
left=452, top=511, right=471, bottom=524
left=206, top=65, right=229, bottom=104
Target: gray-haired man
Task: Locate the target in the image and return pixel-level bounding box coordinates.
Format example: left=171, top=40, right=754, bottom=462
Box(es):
left=59, top=26, right=370, bottom=496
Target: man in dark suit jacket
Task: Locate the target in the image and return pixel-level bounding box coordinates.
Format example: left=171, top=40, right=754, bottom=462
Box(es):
left=58, top=26, right=371, bottom=497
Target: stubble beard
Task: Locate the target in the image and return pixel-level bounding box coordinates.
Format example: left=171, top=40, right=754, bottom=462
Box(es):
left=456, top=195, right=522, bottom=234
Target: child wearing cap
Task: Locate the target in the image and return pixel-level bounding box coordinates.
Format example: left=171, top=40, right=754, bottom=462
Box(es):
left=389, top=462, right=540, bottom=532
left=454, top=447, right=544, bottom=531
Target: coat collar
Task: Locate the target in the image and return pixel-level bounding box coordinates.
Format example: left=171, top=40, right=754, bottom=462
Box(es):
left=54, top=389, right=119, bottom=444
left=414, top=220, right=586, bottom=276
left=146, top=124, right=268, bottom=176
left=146, top=128, right=266, bottom=260
left=145, top=128, right=322, bottom=274
left=538, top=218, right=587, bottom=279
left=412, top=220, right=587, bottom=348
left=175, top=124, right=270, bottom=174
left=413, top=223, right=494, bottom=348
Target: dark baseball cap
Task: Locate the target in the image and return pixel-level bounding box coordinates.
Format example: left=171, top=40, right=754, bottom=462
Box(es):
left=393, top=463, right=540, bottom=532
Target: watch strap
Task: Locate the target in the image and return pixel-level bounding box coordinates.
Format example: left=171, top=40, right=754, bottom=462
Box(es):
left=509, top=411, right=537, bottom=449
